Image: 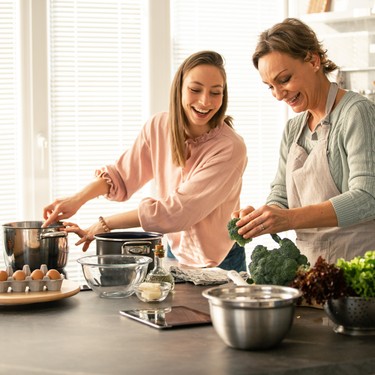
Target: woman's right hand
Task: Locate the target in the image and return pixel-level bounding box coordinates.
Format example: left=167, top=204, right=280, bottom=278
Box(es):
left=42, top=196, right=82, bottom=228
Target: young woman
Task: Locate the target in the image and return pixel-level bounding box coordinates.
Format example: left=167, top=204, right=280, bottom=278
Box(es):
left=43, top=50, right=248, bottom=272
left=233, top=18, right=375, bottom=264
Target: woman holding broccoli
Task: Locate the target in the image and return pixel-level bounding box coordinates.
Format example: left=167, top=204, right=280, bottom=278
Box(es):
left=233, top=18, right=375, bottom=264
left=43, top=50, right=248, bottom=272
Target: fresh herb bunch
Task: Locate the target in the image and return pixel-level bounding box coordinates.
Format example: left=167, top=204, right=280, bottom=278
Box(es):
left=336, top=251, right=375, bottom=299
left=291, top=256, right=349, bottom=305
left=227, top=218, right=252, bottom=247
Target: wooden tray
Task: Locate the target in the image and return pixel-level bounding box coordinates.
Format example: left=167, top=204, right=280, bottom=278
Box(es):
left=0, top=280, right=80, bottom=305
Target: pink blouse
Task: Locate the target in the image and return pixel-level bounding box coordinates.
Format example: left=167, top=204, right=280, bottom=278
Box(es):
left=96, top=112, right=247, bottom=267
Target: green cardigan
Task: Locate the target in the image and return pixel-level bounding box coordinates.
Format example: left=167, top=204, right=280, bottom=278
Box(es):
left=267, top=91, right=375, bottom=227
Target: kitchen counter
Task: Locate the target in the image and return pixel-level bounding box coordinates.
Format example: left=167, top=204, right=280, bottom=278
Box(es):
left=0, top=282, right=374, bottom=375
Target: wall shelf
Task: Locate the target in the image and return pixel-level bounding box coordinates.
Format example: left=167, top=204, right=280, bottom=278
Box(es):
left=301, top=9, right=375, bottom=24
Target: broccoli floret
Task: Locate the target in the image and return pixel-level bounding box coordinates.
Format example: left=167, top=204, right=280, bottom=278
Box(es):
left=227, top=218, right=252, bottom=247
left=272, top=234, right=300, bottom=260
left=280, top=258, right=299, bottom=282
left=248, top=233, right=309, bottom=286
left=279, top=241, right=300, bottom=260
left=297, top=254, right=309, bottom=266
left=251, top=245, right=269, bottom=263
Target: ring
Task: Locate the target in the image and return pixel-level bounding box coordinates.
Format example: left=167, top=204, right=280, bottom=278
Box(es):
left=261, top=224, right=265, bottom=231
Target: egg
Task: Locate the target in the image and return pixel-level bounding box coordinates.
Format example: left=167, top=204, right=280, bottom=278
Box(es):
left=46, top=269, right=61, bottom=280
left=0, top=270, right=8, bottom=281
left=30, top=269, right=44, bottom=280
left=13, top=270, right=26, bottom=281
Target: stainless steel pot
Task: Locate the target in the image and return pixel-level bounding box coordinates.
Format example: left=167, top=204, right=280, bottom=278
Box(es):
left=2, top=221, right=69, bottom=271
left=94, top=231, right=163, bottom=271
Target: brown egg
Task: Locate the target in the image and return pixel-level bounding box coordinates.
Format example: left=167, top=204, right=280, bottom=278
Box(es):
left=30, top=269, right=44, bottom=280
left=46, top=269, right=61, bottom=280
left=0, top=270, right=8, bottom=281
left=13, top=270, right=26, bottom=281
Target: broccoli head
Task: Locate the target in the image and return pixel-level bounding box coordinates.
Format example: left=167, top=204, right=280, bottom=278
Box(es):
left=227, top=218, right=252, bottom=247
left=248, top=233, right=309, bottom=286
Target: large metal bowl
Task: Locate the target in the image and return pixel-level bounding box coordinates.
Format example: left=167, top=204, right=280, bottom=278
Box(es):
left=202, top=285, right=302, bottom=350
left=77, top=254, right=152, bottom=298
left=324, top=297, right=375, bottom=336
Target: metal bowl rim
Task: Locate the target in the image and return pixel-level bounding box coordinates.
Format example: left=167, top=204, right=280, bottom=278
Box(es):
left=94, top=231, right=163, bottom=241
left=202, top=284, right=302, bottom=308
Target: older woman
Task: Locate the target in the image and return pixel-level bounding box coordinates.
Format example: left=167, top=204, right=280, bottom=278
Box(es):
left=234, top=18, right=375, bottom=264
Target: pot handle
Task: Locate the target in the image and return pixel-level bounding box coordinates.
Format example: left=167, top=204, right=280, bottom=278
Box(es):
left=122, top=241, right=152, bottom=255
left=40, top=231, right=68, bottom=239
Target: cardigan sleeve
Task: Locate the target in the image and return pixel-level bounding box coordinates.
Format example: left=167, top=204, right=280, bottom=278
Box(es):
left=329, top=98, right=375, bottom=226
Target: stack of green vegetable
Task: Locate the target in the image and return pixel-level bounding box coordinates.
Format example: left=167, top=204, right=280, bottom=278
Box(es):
left=337, top=251, right=375, bottom=299
left=248, top=233, right=309, bottom=286
left=291, top=251, right=375, bottom=305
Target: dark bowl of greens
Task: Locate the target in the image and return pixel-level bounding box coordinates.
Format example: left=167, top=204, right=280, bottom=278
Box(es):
left=292, top=250, right=375, bottom=336
left=324, top=296, right=375, bottom=336
left=324, top=251, right=375, bottom=336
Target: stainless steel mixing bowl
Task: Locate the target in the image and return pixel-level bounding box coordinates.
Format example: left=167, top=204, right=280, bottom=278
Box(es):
left=202, top=284, right=302, bottom=350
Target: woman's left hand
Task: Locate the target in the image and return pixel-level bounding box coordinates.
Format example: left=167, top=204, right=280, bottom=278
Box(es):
left=62, top=221, right=102, bottom=252
left=235, top=205, right=291, bottom=239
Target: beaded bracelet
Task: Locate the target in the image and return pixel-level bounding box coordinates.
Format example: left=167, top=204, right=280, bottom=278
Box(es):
left=98, top=216, right=111, bottom=232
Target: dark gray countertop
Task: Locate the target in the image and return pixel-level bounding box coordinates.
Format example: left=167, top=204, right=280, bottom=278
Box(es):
left=0, top=282, right=374, bottom=375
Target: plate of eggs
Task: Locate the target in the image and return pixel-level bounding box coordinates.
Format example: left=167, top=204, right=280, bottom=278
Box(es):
left=0, top=264, right=80, bottom=305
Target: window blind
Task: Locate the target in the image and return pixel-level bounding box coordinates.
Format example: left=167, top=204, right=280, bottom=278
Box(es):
left=0, top=1, right=21, bottom=271
left=171, top=0, right=288, bottom=255
left=0, top=1, right=21, bottom=226
left=49, top=0, right=148, bottom=281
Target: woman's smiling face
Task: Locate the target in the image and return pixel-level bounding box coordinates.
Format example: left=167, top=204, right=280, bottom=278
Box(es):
left=181, top=64, right=224, bottom=137
left=258, top=51, right=320, bottom=114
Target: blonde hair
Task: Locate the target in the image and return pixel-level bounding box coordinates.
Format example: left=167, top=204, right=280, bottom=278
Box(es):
left=252, top=18, right=338, bottom=74
left=168, top=50, right=232, bottom=167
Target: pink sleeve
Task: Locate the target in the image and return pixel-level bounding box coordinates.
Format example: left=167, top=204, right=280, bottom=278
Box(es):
left=94, top=119, right=154, bottom=202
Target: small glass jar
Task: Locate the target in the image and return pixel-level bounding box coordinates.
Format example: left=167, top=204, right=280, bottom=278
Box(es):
left=144, top=244, right=175, bottom=290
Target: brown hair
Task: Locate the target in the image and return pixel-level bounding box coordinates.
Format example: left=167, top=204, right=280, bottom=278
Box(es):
left=168, top=50, right=232, bottom=167
left=252, top=18, right=338, bottom=74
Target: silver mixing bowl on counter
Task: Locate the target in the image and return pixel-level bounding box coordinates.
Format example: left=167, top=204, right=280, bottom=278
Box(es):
left=202, top=284, right=302, bottom=350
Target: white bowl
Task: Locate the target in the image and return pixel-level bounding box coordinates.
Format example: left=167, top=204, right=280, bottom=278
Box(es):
left=134, top=282, right=172, bottom=302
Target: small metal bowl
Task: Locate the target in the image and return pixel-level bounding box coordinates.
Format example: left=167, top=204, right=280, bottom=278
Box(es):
left=77, top=254, right=152, bottom=298
left=134, top=282, right=172, bottom=302
left=202, top=284, right=302, bottom=350
left=324, top=297, right=375, bottom=336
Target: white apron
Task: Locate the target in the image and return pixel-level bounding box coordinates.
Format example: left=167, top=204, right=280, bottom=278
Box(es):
left=286, top=82, right=375, bottom=264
